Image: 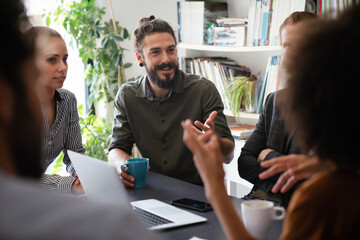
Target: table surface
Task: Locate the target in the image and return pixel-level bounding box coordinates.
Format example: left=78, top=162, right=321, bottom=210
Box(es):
left=126, top=171, right=283, bottom=240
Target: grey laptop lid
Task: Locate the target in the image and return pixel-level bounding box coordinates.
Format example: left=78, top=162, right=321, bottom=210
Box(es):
left=68, top=150, right=130, bottom=206
left=68, top=151, right=207, bottom=230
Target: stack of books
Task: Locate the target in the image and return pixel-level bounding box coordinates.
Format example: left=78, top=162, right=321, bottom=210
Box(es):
left=213, top=25, right=246, bottom=47
left=230, top=124, right=256, bottom=140
left=213, top=18, right=247, bottom=46
left=216, top=17, right=247, bottom=27
left=246, top=0, right=312, bottom=46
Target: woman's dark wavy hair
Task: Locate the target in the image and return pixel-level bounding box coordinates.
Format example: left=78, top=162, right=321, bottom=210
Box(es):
left=0, top=0, right=43, bottom=178
left=279, top=4, right=360, bottom=171
left=133, top=15, right=177, bottom=53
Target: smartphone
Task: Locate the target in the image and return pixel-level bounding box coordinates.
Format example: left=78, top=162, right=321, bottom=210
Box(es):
left=170, top=198, right=212, bottom=212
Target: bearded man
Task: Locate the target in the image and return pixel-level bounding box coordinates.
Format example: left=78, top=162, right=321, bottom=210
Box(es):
left=108, top=16, right=234, bottom=187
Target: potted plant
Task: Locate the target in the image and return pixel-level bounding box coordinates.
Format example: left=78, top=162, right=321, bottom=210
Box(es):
left=226, top=74, right=257, bottom=116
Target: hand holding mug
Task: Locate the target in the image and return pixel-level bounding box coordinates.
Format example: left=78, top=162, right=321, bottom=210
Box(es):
left=120, top=158, right=149, bottom=188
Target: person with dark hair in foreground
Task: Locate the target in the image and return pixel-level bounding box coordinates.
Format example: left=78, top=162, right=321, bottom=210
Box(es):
left=182, top=4, right=360, bottom=240
left=0, top=0, right=161, bottom=239
left=108, top=16, right=234, bottom=187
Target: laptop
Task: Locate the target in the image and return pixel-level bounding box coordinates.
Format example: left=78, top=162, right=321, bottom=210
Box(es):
left=68, top=150, right=207, bottom=230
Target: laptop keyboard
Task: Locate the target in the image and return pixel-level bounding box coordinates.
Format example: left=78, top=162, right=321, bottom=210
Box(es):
left=132, top=206, right=173, bottom=227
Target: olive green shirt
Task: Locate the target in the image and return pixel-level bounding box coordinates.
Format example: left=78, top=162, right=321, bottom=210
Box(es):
left=109, top=70, right=233, bottom=185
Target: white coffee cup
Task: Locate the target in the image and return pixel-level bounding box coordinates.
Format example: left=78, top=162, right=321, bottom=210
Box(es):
left=241, top=200, right=285, bottom=240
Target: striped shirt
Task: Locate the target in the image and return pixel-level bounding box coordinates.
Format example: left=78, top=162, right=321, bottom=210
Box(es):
left=39, top=89, right=85, bottom=193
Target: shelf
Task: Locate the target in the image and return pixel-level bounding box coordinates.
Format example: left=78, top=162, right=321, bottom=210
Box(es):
left=178, top=42, right=281, bottom=53
left=224, top=109, right=260, bottom=120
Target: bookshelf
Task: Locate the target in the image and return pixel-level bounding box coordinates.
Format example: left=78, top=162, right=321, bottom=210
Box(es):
left=177, top=43, right=281, bottom=124
left=176, top=0, right=288, bottom=123
left=224, top=110, right=259, bottom=120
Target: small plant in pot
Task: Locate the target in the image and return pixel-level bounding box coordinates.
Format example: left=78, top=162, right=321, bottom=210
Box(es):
left=226, top=74, right=257, bottom=116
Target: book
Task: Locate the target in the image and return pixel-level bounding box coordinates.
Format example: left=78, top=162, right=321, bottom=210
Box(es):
left=268, top=0, right=279, bottom=45
left=263, top=55, right=280, bottom=98
left=246, top=0, right=309, bottom=46
left=213, top=26, right=246, bottom=47
left=255, top=55, right=283, bottom=112
left=190, top=2, right=205, bottom=44
left=177, top=1, right=204, bottom=44
left=246, top=0, right=257, bottom=46
left=253, top=0, right=262, bottom=46
left=260, top=0, right=272, bottom=46
left=230, top=124, right=256, bottom=140
left=216, top=17, right=248, bottom=27
left=256, top=56, right=271, bottom=113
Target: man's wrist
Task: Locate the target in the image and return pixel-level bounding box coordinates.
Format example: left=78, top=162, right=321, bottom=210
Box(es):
left=218, top=137, right=235, bottom=163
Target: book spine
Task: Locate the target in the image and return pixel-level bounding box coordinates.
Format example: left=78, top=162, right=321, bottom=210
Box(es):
left=177, top=1, right=182, bottom=42
left=266, top=0, right=274, bottom=46
left=253, top=0, right=262, bottom=46
left=256, top=56, right=271, bottom=113
left=246, top=0, right=257, bottom=46
left=260, top=0, right=271, bottom=46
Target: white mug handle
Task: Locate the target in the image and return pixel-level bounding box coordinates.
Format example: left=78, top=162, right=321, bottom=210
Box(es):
left=272, top=206, right=285, bottom=220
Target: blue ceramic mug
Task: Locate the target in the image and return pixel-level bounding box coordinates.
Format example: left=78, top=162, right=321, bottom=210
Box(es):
left=120, top=158, right=149, bottom=188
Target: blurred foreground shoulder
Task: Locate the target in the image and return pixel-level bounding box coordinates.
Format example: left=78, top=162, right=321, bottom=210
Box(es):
left=0, top=171, right=163, bottom=240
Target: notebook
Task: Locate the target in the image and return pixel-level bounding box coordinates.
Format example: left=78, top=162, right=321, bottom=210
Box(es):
left=68, top=150, right=207, bottom=230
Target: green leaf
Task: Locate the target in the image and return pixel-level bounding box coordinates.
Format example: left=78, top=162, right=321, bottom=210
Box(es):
left=110, top=39, right=118, bottom=49
left=123, top=28, right=129, bottom=39
left=46, top=16, right=51, bottom=26
left=112, top=35, right=123, bottom=42
left=101, top=37, right=109, bottom=47
left=123, top=63, right=132, bottom=68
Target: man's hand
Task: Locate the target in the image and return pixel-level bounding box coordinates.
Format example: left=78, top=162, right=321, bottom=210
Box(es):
left=193, top=111, right=234, bottom=163
left=72, top=174, right=85, bottom=194
left=194, top=111, right=217, bottom=135
left=108, top=148, right=136, bottom=188
left=120, top=165, right=135, bottom=188
left=258, top=154, right=333, bottom=193
left=120, top=165, right=150, bottom=188
left=191, top=111, right=218, bottom=150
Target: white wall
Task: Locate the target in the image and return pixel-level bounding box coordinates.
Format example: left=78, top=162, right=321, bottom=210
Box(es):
left=96, top=0, right=180, bottom=82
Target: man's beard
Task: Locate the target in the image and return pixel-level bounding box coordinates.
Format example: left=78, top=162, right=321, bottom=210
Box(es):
left=145, top=62, right=179, bottom=89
